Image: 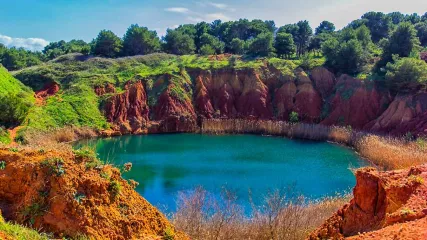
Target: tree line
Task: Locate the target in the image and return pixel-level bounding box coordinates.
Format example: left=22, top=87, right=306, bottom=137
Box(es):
left=1, top=11, right=426, bottom=73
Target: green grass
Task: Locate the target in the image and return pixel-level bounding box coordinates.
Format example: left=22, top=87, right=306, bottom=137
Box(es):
left=0, top=128, right=11, bottom=144
left=0, top=220, right=49, bottom=240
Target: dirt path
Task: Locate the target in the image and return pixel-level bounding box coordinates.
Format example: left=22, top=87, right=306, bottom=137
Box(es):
left=8, top=126, right=22, bottom=146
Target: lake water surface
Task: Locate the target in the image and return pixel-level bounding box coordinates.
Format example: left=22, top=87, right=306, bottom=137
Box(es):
left=82, top=134, right=367, bottom=212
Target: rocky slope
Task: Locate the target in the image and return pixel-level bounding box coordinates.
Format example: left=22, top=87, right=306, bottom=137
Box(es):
left=98, top=65, right=426, bottom=137
left=308, top=165, right=427, bottom=240
left=0, top=148, right=187, bottom=240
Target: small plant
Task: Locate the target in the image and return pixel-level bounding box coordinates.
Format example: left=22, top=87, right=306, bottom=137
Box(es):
left=123, top=162, right=132, bottom=172
left=41, top=157, right=65, bottom=177
left=289, top=111, right=299, bottom=123
left=164, top=226, right=175, bottom=240
left=9, top=147, right=19, bottom=153
left=21, top=202, right=45, bottom=225
left=108, top=180, right=122, bottom=199
left=74, top=193, right=86, bottom=204
left=0, top=161, right=6, bottom=170
left=400, top=208, right=416, bottom=217
left=100, top=171, right=110, bottom=180
left=73, top=146, right=98, bottom=162
left=416, top=138, right=426, bottom=150
left=38, top=149, right=45, bottom=154
left=404, top=132, right=414, bottom=141
left=408, top=175, right=425, bottom=185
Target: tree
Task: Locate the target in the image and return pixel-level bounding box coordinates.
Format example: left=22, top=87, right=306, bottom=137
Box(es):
left=43, top=40, right=90, bottom=60
left=198, top=33, right=224, bottom=54
left=385, top=57, right=427, bottom=92
left=405, top=13, right=421, bottom=24
left=308, top=33, right=332, bottom=56
left=356, top=25, right=372, bottom=46
left=247, top=32, right=275, bottom=57
left=322, top=37, right=364, bottom=74
left=230, top=38, right=246, bottom=55
left=122, top=24, right=161, bottom=56
left=91, top=30, right=122, bottom=58
left=381, top=22, right=420, bottom=63
left=415, top=22, right=427, bottom=47
left=388, top=12, right=405, bottom=25
left=275, top=33, right=295, bottom=58
left=422, top=12, right=427, bottom=22
left=199, top=45, right=215, bottom=55
left=362, top=12, right=392, bottom=42
left=315, top=21, right=335, bottom=35
left=0, top=93, right=32, bottom=128
left=295, top=21, right=313, bottom=57
left=163, top=29, right=196, bottom=55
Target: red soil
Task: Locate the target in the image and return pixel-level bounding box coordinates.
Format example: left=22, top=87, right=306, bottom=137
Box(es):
left=35, top=82, right=60, bottom=105
left=309, top=165, right=427, bottom=240
left=0, top=148, right=187, bottom=240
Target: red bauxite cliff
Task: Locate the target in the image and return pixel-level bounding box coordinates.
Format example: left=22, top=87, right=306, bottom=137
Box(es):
left=309, top=165, right=427, bottom=240
left=99, top=66, right=427, bottom=136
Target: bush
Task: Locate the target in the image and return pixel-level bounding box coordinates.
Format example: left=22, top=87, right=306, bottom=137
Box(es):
left=108, top=180, right=122, bottom=199
left=0, top=93, right=33, bottom=128
left=289, top=111, right=299, bottom=123
left=385, top=57, right=427, bottom=92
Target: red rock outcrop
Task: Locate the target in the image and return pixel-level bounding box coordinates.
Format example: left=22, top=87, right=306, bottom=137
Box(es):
left=310, top=67, right=336, bottom=99
left=309, top=165, right=427, bottom=240
left=104, top=81, right=149, bottom=134
left=365, top=93, right=427, bottom=137
left=94, top=83, right=116, bottom=96
left=321, top=75, right=391, bottom=129
left=35, top=82, right=60, bottom=101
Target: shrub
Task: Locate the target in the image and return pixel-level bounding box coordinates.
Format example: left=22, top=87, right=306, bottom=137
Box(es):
left=164, top=226, right=175, bottom=240
left=0, top=161, right=5, bottom=170
left=0, top=93, right=33, bottom=128
left=289, top=111, right=299, bottom=123
left=108, top=180, right=122, bottom=199
left=41, top=157, right=65, bottom=177
left=385, top=57, right=427, bottom=92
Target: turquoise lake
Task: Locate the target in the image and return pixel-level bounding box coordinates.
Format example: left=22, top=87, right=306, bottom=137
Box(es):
left=82, top=134, right=367, bottom=213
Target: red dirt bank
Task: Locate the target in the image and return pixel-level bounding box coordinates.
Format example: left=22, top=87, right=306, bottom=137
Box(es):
left=309, top=165, right=427, bottom=240
left=99, top=66, right=427, bottom=137
left=0, top=148, right=187, bottom=240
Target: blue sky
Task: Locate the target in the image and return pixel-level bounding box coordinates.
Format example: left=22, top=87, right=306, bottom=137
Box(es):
left=0, top=0, right=426, bottom=51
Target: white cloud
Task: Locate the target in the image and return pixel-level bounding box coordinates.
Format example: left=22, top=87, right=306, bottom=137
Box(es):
left=0, top=34, right=49, bottom=51
left=208, top=2, right=227, bottom=10
left=165, top=7, right=190, bottom=14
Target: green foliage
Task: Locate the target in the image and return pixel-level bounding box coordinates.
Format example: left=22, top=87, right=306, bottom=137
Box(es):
left=21, top=201, right=47, bottom=226
left=0, top=160, right=5, bottom=170
left=92, top=30, right=123, bottom=58
left=361, top=11, right=392, bottom=42
left=415, top=21, right=427, bottom=47
left=199, top=45, right=216, bottom=56
left=278, top=21, right=313, bottom=56
left=229, top=38, right=246, bottom=55
left=0, top=46, right=43, bottom=71
left=322, top=36, right=364, bottom=74
left=41, top=157, right=65, bottom=177
left=108, top=180, right=122, bottom=199
left=0, top=127, right=11, bottom=144
left=163, top=29, right=196, bottom=55
left=43, top=40, right=90, bottom=60
left=73, top=146, right=99, bottom=162
left=122, top=24, right=161, bottom=56
left=315, top=21, right=335, bottom=35
left=0, top=93, right=33, bottom=128
left=289, top=111, right=299, bottom=123
left=0, top=220, right=49, bottom=240
left=74, top=193, right=86, bottom=204
left=274, top=33, right=295, bottom=58
left=198, top=33, right=224, bottom=54
left=385, top=57, right=427, bottom=92
left=247, top=32, right=275, bottom=57
left=164, top=226, right=176, bottom=240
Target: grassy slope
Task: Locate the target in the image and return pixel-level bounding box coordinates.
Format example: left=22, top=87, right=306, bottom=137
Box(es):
left=12, top=53, right=325, bottom=131
left=0, top=65, right=35, bottom=144
left=0, top=214, right=48, bottom=240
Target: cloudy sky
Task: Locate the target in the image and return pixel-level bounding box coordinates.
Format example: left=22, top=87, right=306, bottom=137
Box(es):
left=0, top=0, right=426, bottom=51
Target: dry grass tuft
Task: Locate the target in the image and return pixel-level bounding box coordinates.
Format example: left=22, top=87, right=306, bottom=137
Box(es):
left=171, top=187, right=349, bottom=240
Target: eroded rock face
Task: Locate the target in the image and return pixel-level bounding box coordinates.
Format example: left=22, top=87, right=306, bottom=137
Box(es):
left=310, top=67, right=336, bottom=99
left=99, top=67, right=426, bottom=136
left=309, top=165, right=427, bottom=240
left=365, top=93, right=427, bottom=137
left=104, top=81, right=149, bottom=134
left=35, top=82, right=60, bottom=99
left=0, top=149, right=187, bottom=240
left=94, top=83, right=116, bottom=96
left=321, top=75, right=391, bottom=129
